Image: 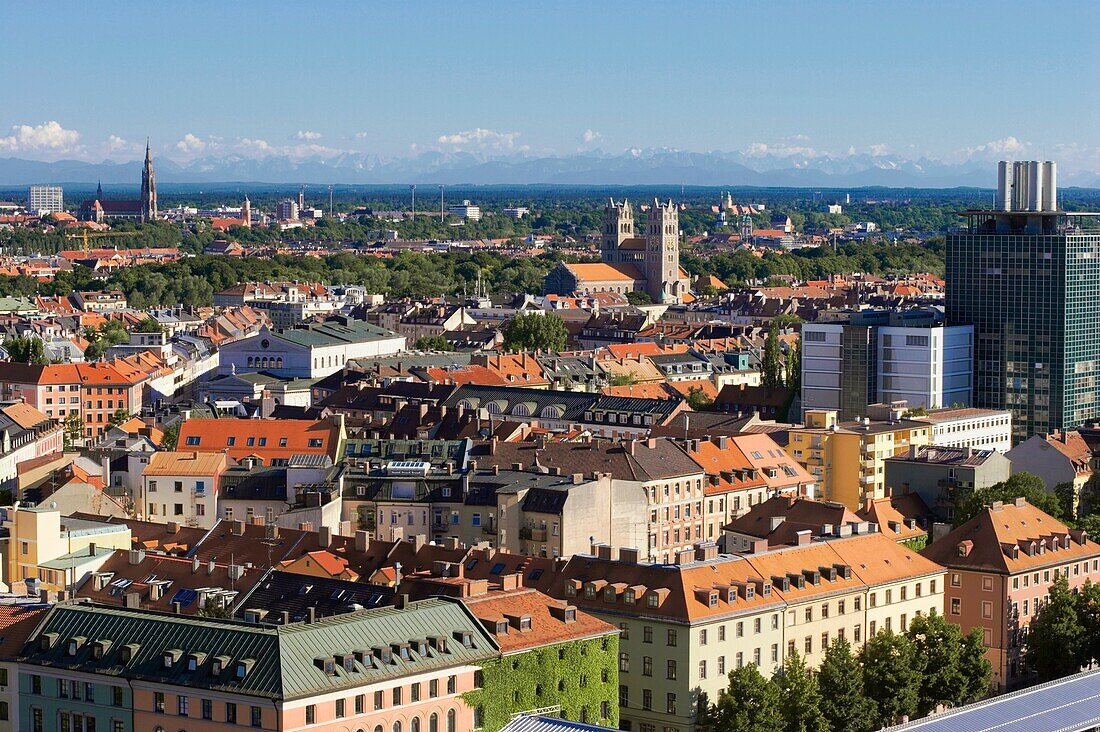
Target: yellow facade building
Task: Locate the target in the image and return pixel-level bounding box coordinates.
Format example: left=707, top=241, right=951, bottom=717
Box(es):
left=4, top=507, right=130, bottom=592
left=788, top=409, right=931, bottom=510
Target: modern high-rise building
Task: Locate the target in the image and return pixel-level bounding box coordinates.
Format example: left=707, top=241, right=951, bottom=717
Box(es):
left=27, top=185, right=63, bottom=214
left=801, top=308, right=973, bottom=420
left=947, top=161, right=1100, bottom=442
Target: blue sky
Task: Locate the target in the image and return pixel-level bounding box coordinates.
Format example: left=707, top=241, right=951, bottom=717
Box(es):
left=2, top=0, right=1099, bottom=170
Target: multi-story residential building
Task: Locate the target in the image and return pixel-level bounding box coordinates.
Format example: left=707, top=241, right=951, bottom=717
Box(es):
left=218, top=317, right=405, bottom=379
left=1006, top=429, right=1095, bottom=494
left=401, top=567, right=620, bottom=731
left=801, top=309, right=973, bottom=420
left=26, top=186, right=63, bottom=214
left=4, top=507, right=131, bottom=590
left=176, top=416, right=345, bottom=467
left=479, top=439, right=707, bottom=563
left=884, top=446, right=1012, bottom=522
left=922, top=498, right=1100, bottom=690
left=912, top=407, right=1013, bottom=453
left=140, top=450, right=229, bottom=527
left=18, top=598, right=498, bottom=732
left=553, top=533, right=944, bottom=732
left=0, top=401, right=63, bottom=490
left=685, top=434, right=816, bottom=539
left=787, top=408, right=932, bottom=510
left=947, top=160, right=1100, bottom=442
left=0, top=604, right=49, bottom=732
left=276, top=198, right=300, bottom=220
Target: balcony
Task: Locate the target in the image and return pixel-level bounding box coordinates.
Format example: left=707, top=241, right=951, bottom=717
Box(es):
left=481, top=524, right=498, bottom=536
left=524, top=528, right=548, bottom=542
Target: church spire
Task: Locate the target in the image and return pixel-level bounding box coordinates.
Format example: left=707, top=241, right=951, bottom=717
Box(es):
left=140, top=138, right=157, bottom=223
left=96, top=180, right=102, bottom=199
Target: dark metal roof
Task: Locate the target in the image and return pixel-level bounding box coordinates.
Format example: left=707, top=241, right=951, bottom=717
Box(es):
left=883, top=669, right=1100, bottom=732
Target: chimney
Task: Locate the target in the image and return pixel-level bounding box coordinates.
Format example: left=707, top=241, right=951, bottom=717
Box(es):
left=128, top=549, right=145, bottom=565
left=355, top=530, right=370, bottom=552
left=124, top=592, right=141, bottom=609
left=192, top=557, right=201, bottom=573
left=167, top=521, right=180, bottom=535
left=87, top=542, right=97, bottom=557
left=307, top=607, right=316, bottom=624
left=232, top=520, right=246, bottom=536
left=596, top=544, right=614, bottom=561
left=619, top=547, right=640, bottom=564
left=795, top=530, right=811, bottom=546
left=207, top=560, right=216, bottom=575
left=318, top=526, right=333, bottom=548
left=265, top=524, right=280, bottom=540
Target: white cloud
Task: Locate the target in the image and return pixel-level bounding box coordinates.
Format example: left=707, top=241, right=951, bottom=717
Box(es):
left=355, top=131, right=369, bottom=139
left=106, top=135, right=130, bottom=152
left=294, top=130, right=322, bottom=141
left=0, top=120, right=81, bottom=154
left=963, top=136, right=1029, bottom=160
left=868, top=143, right=889, bottom=157
left=237, top=138, right=275, bottom=156
left=437, top=127, right=521, bottom=151
left=175, top=133, right=208, bottom=154
left=582, top=129, right=602, bottom=144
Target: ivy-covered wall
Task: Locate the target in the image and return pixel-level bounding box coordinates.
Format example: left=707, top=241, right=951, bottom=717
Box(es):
left=463, top=634, right=619, bottom=732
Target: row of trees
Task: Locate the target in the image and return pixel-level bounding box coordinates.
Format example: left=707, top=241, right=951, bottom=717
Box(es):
left=710, top=614, right=991, bottom=732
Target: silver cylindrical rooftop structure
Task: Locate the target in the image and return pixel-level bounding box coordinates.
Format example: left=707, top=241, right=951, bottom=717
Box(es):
left=1028, top=161, right=1043, bottom=212
left=997, top=161, right=1010, bottom=211
left=1042, top=161, right=1058, bottom=211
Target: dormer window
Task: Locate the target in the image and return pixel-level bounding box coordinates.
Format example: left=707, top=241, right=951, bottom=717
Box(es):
left=646, top=593, right=659, bottom=608
left=341, top=654, right=355, bottom=672
left=564, top=608, right=576, bottom=622
left=604, top=587, right=616, bottom=602
left=163, top=649, right=182, bottom=669
left=236, top=659, right=254, bottom=679
left=315, top=656, right=337, bottom=675
left=623, top=590, right=636, bottom=605
left=92, top=640, right=111, bottom=659
left=495, top=620, right=509, bottom=634
left=584, top=584, right=596, bottom=600
left=211, top=655, right=230, bottom=675
left=120, top=643, right=139, bottom=663
left=67, top=637, right=86, bottom=656
left=564, top=584, right=577, bottom=598
left=186, top=652, right=207, bottom=672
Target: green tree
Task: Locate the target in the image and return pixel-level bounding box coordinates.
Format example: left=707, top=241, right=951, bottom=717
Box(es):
left=958, top=626, right=994, bottom=703
left=62, top=413, right=84, bottom=449
left=84, top=320, right=129, bottom=361
left=686, top=387, right=714, bottom=411
left=1076, top=580, right=1100, bottom=667
left=773, top=650, right=827, bottom=732
left=906, top=612, right=989, bottom=715
left=762, top=323, right=784, bottom=389
left=160, top=422, right=180, bottom=451
left=107, top=408, right=131, bottom=428
left=133, top=316, right=165, bottom=334
left=860, top=630, right=922, bottom=727
left=609, top=373, right=638, bottom=387
left=625, top=290, right=653, bottom=306
left=711, top=664, right=784, bottom=732
left=1024, top=575, right=1084, bottom=680
left=953, top=473, right=1062, bottom=526
left=786, top=336, right=802, bottom=394
left=817, top=638, right=876, bottom=732
left=4, top=335, right=47, bottom=364
left=1055, top=481, right=1078, bottom=523
left=414, top=335, right=451, bottom=351
left=502, top=312, right=568, bottom=352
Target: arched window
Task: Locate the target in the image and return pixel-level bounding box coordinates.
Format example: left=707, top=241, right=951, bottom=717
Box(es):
left=447, top=710, right=456, bottom=732
left=429, top=714, right=439, bottom=732
left=394, top=722, right=403, bottom=732
left=247, top=357, right=254, bottom=367
left=276, top=357, right=283, bottom=368
left=411, top=718, right=421, bottom=732
left=512, top=404, right=529, bottom=417
left=375, top=726, right=384, bottom=732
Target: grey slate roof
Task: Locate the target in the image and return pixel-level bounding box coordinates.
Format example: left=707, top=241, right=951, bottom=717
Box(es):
left=22, top=598, right=498, bottom=701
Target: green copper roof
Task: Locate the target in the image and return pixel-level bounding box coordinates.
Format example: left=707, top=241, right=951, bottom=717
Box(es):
left=274, top=320, right=399, bottom=349
left=22, top=598, right=498, bottom=700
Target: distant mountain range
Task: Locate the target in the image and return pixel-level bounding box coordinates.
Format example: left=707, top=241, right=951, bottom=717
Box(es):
left=2, top=149, right=1098, bottom=188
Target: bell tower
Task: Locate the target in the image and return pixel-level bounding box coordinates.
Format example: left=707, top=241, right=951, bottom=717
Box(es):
left=140, top=139, right=157, bottom=223
left=601, top=198, right=633, bottom=264
left=645, top=199, right=680, bottom=303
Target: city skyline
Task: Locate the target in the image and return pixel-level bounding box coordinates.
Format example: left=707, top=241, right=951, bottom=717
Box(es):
left=2, top=1, right=1100, bottom=178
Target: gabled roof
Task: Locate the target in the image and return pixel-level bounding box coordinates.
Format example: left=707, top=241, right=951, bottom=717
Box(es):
left=921, top=499, right=1100, bottom=574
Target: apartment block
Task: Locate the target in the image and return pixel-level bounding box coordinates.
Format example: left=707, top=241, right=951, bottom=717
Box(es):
left=787, top=408, right=931, bottom=510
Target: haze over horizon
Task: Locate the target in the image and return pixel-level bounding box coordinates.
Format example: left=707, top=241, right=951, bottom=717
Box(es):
left=3, top=1, right=1099, bottom=184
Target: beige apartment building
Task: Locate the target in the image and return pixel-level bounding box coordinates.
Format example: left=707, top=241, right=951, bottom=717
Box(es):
left=552, top=533, right=945, bottom=732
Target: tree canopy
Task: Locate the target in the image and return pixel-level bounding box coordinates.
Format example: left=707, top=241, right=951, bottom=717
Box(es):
left=953, top=472, right=1061, bottom=526
left=502, top=312, right=568, bottom=352
left=3, top=335, right=47, bottom=364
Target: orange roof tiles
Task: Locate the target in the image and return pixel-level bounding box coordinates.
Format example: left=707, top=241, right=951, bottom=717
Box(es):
left=175, top=417, right=341, bottom=464
left=564, top=262, right=645, bottom=282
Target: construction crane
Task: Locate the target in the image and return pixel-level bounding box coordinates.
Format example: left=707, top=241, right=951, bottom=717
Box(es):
left=65, top=229, right=141, bottom=258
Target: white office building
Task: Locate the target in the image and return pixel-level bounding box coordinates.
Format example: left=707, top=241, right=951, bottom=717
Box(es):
left=27, top=186, right=63, bottom=214
left=448, top=200, right=481, bottom=221
left=802, top=310, right=973, bottom=419
left=912, top=407, right=1013, bottom=453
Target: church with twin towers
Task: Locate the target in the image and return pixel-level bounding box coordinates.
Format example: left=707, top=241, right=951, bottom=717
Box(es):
left=543, top=198, right=691, bottom=303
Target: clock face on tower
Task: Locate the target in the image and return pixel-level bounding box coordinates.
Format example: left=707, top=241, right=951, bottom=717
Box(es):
left=261, top=339, right=270, bottom=349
